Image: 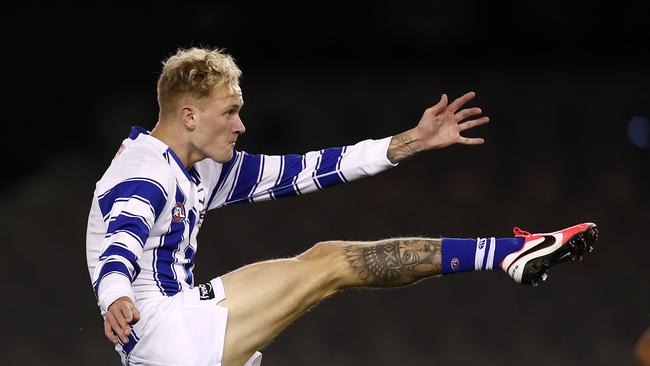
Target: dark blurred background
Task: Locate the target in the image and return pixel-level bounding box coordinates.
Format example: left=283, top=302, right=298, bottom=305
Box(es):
left=2, top=2, right=649, bottom=365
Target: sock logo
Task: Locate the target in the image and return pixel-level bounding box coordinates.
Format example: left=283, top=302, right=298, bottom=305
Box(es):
left=451, top=257, right=460, bottom=271
left=198, top=282, right=215, bottom=300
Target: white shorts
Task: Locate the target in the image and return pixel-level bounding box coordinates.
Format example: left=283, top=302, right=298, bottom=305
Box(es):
left=116, top=277, right=262, bottom=366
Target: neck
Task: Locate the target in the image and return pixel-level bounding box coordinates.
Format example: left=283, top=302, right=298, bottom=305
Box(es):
left=151, top=121, right=201, bottom=170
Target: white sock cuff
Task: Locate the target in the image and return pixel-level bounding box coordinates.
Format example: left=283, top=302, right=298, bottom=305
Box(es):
left=475, top=237, right=496, bottom=271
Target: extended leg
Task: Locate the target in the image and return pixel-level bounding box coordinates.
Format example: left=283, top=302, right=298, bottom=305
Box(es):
left=218, top=237, right=442, bottom=366
left=218, top=222, right=598, bottom=365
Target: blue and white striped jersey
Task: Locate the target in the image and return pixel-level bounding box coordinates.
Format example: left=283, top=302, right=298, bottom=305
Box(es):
left=86, top=126, right=396, bottom=313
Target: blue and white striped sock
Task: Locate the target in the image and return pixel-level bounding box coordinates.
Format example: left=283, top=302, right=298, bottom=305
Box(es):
left=441, top=237, right=525, bottom=274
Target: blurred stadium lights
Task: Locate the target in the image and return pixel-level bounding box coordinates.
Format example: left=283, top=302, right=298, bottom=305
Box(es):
left=628, top=116, right=650, bottom=149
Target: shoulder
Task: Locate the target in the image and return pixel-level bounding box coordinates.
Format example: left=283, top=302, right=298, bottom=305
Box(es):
left=96, top=139, right=175, bottom=197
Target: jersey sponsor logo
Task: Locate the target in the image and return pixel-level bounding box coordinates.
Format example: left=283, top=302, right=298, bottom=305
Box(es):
left=450, top=257, right=460, bottom=271
left=198, top=282, right=215, bottom=300
left=172, top=202, right=186, bottom=223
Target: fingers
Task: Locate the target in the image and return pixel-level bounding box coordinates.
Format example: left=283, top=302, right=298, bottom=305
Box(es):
left=427, top=94, right=448, bottom=114
left=447, top=91, right=476, bottom=113
left=105, top=311, right=129, bottom=344
left=104, top=318, right=118, bottom=344
left=458, top=116, right=490, bottom=131
left=103, top=297, right=141, bottom=345
left=115, top=308, right=131, bottom=337
left=107, top=306, right=134, bottom=344
left=458, top=136, right=485, bottom=145
left=454, top=107, right=483, bottom=122
left=457, top=116, right=489, bottom=145
left=120, top=303, right=134, bottom=324
left=119, top=301, right=141, bottom=324
left=131, top=306, right=141, bottom=324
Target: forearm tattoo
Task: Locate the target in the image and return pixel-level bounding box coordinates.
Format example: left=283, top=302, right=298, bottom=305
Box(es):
left=387, top=134, right=418, bottom=164
left=344, top=238, right=442, bottom=287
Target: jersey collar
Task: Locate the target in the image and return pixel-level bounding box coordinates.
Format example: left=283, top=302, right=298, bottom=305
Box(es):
left=128, top=125, right=200, bottom=185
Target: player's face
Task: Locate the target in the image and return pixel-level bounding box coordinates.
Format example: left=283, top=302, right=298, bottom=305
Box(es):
left=192, top=84, right=245, bottom=163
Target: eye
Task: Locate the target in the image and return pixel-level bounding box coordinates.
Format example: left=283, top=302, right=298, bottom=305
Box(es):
left=224, top=105, right=242, bottom=117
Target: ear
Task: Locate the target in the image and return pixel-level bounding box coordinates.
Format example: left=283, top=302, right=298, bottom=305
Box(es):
left=180, top=106, right=197, bottom=131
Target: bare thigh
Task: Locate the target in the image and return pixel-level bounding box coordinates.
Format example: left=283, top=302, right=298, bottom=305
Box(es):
left=217, top=242, right=350, bottom=366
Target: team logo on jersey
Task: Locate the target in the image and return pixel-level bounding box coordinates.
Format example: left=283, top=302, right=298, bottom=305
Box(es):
left=198, top=282, right=215, bottom=300
left=172, top=202, right=186, bottom=223
left=450, top=257, right=460, bottom=271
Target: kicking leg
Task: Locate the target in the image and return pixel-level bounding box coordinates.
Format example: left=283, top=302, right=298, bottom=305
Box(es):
left=218, top=222, right=598, bottom=365
left=218, top=237, right=442, bottom=366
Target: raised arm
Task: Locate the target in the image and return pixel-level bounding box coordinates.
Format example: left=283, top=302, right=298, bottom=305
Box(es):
left=202, top=137, right=395, bottom=210
left=387, top=91, right=489, bottom=163
left=201, top=91, right=488, bottom=210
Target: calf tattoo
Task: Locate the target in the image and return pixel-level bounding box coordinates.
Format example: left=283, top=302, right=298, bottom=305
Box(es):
left=344, top=238, right=442, bottom=287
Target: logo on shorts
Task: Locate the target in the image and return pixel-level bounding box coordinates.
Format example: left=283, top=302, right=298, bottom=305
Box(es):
left=477, top=238, right=486, bottom=250
left=451, top=257, right=460, bottom=271
left=198, top=282, right=215, bottom=300
left=172, top=203, right=186, bottom=223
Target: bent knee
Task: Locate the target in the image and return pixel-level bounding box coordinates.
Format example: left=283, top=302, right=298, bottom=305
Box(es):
left=297, top=240, right=350, bottom=291
left=297, top=240, right=344, bottom=261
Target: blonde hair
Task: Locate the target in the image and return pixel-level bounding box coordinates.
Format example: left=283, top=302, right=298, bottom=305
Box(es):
left=157, top=47, right=242, bottom=115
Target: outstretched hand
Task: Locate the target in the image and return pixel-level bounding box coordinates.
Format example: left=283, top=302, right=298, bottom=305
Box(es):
left=415, top=91, right=489, bottom=148
left=104, top=296, right=141, bottom=345
left=387, top=91, right=489, bottom=163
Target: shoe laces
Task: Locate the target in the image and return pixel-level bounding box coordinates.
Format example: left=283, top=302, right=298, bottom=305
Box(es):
left=513, top=226, right=531, bottom=237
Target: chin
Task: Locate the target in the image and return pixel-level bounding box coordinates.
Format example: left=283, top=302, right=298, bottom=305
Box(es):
left=212, top=149, right=234, bottom=163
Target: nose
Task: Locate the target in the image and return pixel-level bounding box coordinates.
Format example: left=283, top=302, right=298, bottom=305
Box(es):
left=234, top=116, right=246, bottom=135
